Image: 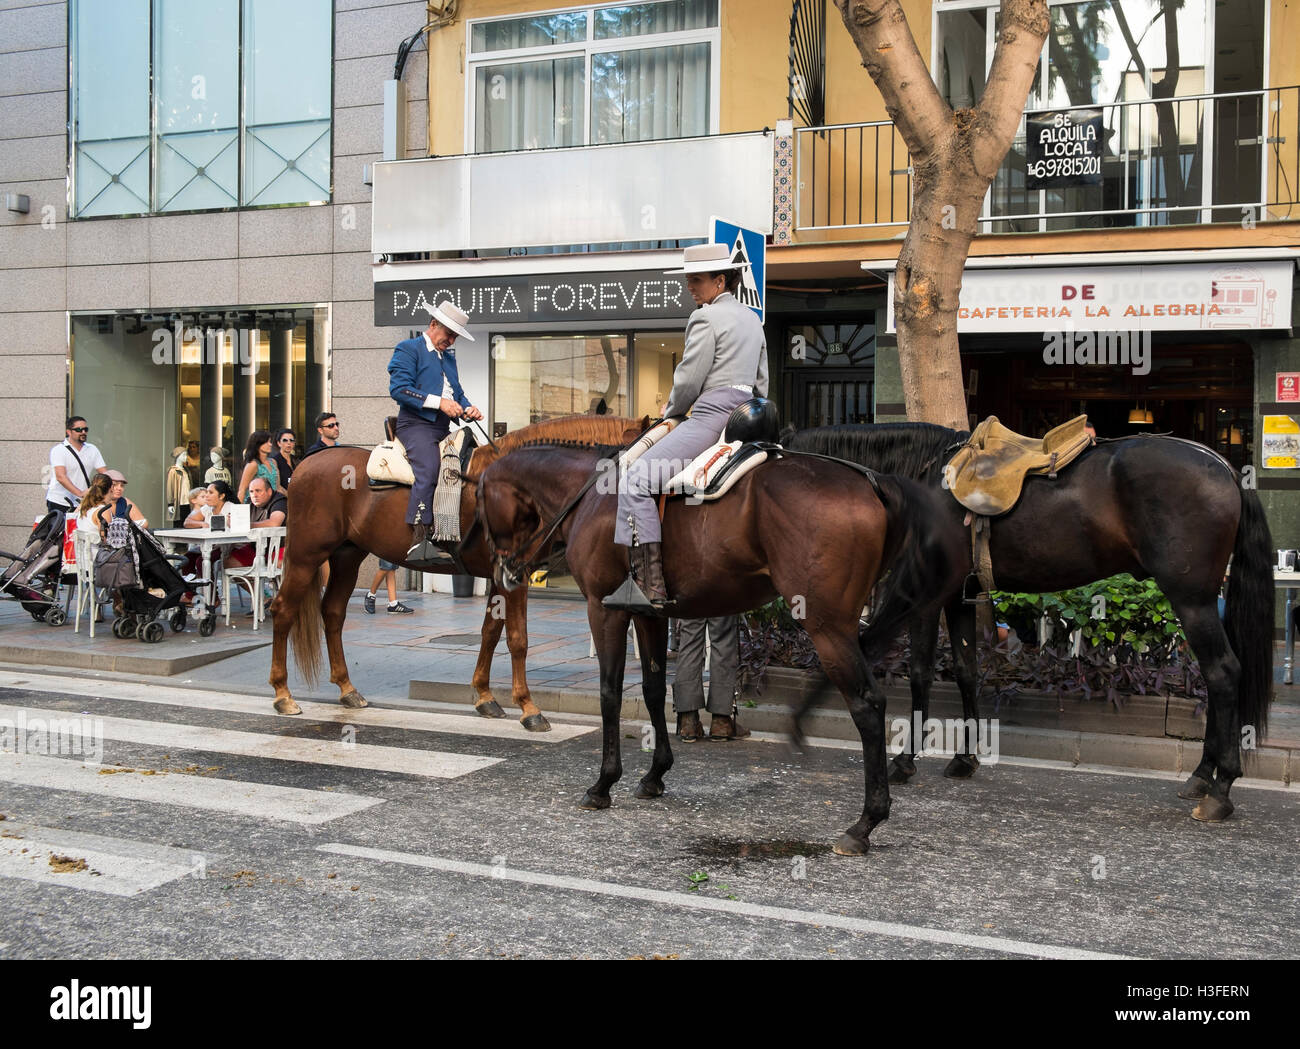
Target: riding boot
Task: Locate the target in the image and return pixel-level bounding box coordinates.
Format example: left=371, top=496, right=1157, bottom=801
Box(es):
left=602, top=542, right=676, bottom=616
left=405, top=523, right=455, bottom=570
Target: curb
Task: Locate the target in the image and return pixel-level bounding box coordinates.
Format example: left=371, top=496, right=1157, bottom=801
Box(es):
left=408, top=677, right=1295, bottom=784
left=0, top=638, right=271, bottom=676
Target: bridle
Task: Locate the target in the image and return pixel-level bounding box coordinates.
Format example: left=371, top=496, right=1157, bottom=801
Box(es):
left=479, top=460, right=609, bottom=586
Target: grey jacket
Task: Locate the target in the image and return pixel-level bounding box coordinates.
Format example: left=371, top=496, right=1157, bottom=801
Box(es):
left=664, top=292, right=769, bottom=418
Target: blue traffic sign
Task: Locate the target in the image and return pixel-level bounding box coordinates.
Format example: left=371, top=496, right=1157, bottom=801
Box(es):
left=710, top=216, right=766, bottom=322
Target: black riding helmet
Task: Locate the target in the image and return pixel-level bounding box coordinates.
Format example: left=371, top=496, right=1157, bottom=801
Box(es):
left=724, top=397, right=780, bottom=444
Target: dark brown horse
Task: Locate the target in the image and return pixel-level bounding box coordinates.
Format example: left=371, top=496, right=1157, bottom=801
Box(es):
left=268, top=415, right=648, bottom=723
left=784, top=423, right=1275, bottom=823
left=476, top=443, right=966, bottom=854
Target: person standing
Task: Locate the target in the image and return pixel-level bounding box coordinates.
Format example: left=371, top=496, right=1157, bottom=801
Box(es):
left=387, top=302, right=483, bottom=569
left=236, top=430, right=282, bottom=502
left=672, top=615, right=749, bottom=742
left=303, top=412, right=339, bottom=456
left=604, top=243, right=769, bottom=615
left=46, top=416, right=107, bottom=513
left=272, top=428, right=297, bottom=485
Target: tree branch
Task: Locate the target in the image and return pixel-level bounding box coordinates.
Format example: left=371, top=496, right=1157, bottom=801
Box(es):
left=972, top=0, right=1050, bottom=176
left=832, top=0, right=952, bottom=158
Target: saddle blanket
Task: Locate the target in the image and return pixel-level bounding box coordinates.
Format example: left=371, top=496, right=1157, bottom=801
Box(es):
left=367, top=429, right=467, bottom=541
left=663, top=440, right=768, bottom=501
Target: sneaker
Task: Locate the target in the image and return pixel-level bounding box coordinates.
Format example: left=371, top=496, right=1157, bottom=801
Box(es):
left=387, top=601, right=414, bottom=614
left=363, top=593, right=376, bottom=615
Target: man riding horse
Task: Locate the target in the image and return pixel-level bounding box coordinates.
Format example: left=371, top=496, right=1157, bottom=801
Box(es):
left=604, top=242, right=770, bottom=615
left=388, top=301, right=484, bottom=569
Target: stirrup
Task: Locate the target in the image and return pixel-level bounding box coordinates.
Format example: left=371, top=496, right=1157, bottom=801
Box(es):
left=406, top=536, right=458, bottom=571
left=601, top=574, right=675, bottom=617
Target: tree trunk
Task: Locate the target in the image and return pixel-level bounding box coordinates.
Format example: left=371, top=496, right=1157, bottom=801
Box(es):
left=832, top=0, right=1049, bottom=429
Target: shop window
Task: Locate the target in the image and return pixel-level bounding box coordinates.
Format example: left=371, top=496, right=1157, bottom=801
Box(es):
left=71, top=308, right=328, bottom=526
left=70, top=0, right=332, bottom=218
left=492, top=334, right=630, bottom=434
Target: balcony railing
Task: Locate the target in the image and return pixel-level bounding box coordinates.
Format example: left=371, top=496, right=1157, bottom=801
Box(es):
left=795, top=86, right=1300, bottom=235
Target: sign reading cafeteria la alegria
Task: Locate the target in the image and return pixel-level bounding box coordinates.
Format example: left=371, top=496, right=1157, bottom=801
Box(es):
left=374, top=270, right=693, bottom=327
left=1025, top=108, right=1105, bottom=190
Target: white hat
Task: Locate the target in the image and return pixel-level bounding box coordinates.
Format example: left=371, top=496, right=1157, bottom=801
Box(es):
left=664, top=242, right=752, bottom=275
left=422, top=301, right=476, bottom=342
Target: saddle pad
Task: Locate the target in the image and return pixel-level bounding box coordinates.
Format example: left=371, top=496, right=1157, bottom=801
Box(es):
left=663, top=440, right=767, bottom=501
left=366, top=428, right=466, bottom=488
left=947, top=414, right=1092, bottom=516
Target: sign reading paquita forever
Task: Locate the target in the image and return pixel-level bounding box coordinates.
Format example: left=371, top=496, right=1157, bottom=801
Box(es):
left=374, top=270, right=693, bottom=327
left=1025, top=109, right=1104, bottom=190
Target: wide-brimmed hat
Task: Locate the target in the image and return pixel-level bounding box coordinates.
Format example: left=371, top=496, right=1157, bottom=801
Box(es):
left=664, top=242, right=751, bottom=275
left=422, top=301, right=475, bottom=342
left=102, top=469, right=127, bottom=484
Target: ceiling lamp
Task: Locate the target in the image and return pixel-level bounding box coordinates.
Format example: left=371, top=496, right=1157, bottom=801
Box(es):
left=1128, top=405, right=1148, bottom=425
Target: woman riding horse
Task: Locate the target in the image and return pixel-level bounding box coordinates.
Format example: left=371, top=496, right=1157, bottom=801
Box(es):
left=604, top=242, right=768, bottom=617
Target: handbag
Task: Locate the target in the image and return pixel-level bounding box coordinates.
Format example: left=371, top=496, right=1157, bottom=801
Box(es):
left=93, top=544, right=138, bottom=589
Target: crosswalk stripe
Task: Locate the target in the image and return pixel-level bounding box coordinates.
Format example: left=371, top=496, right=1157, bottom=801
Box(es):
left=0, top=752, right=382, bottom=824
left=0, top=822, right=202, bottom=897
left=0, top=671, right=594, bottom=742
left=0, top=703, right=501, bottom=780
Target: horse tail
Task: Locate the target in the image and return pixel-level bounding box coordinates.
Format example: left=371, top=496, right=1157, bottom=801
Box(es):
left=1224, top=485, right=1274, bottom=740
left=858, top=474, right=966, bottom=661
left=288, top=557, right=325, bottom=688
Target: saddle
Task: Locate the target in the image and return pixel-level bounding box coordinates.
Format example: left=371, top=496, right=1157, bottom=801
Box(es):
left=367, top=417, right=471, bottom=489
left=946, top=415, right=1093, bottom=517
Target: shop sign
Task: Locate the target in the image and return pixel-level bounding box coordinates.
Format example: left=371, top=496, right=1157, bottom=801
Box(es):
left=374, top=269, right=693, bottom=327
left=1263, top=416, right=1300, bottom=469
left=1026, top=109, right=1104, bottom=189
left=887, top=261, right=1293, bottom=334
left=1277, top=373, right=1300, bottom=402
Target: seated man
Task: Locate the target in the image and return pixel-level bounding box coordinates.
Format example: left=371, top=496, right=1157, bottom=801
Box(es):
left=227, top=477, right=286, bottom=568
left=387, top=301, right=483, bottom=568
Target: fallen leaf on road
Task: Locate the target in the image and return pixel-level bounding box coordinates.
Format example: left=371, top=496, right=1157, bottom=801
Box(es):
left=49, top=855, right=89, bottom=873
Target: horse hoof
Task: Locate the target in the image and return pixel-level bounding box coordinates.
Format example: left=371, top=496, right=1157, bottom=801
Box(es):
left=832, top=832, right=869, bottom=857
left=1191, top=795, right=1235, bottom=822
left=579, top=791, right=610, bottom=810
left=521, top=713, right=552, bottom=733
left=943, top=754, right=980, bottom=779
left=888, top=755, right=916, bottom=784
left=338, top=689, right=368, bottom=709
left=474, top=699, right=507, bottom=719
left=273, top=697, right=301, bottom=716
left=1177, top=774, right=1212, bottom=800
left=634, top=779, right=664, bottom=800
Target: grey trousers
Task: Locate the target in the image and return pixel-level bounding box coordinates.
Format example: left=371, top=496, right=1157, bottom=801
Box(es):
left=614, top=385, right=752, bottom=546
left=672, top=615, right=739, bottom=715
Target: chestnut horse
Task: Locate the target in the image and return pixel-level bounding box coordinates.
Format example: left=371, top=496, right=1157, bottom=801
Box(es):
left=476, top=444, right=967, bottom=855
left=268, top=415, right=648, bottom=723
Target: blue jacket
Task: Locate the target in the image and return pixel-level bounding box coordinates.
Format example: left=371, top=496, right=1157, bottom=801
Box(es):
left=388, top=335, right=473, bottom=424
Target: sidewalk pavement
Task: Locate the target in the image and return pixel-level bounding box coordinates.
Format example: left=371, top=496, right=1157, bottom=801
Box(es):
left=1, top=588, right=1297, bottom=782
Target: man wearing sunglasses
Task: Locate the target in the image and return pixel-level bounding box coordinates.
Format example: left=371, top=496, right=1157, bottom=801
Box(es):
left=304, top=412, right=340, bottom=457
left=46, top=416, right=107, bottom=513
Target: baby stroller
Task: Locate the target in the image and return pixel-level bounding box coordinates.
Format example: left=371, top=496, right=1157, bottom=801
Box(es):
left=95, top=518, right=193, bottom=643
left=0, top=510, right=71, bottom=626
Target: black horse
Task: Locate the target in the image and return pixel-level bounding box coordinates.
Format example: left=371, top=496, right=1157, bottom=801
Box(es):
left=783, top=422, right=1275, bottom=823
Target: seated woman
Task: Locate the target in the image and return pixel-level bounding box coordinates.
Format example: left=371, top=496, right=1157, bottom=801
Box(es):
left=83, top=469, right=148, bottom=535
left=182, top=480, right=236, bottom=605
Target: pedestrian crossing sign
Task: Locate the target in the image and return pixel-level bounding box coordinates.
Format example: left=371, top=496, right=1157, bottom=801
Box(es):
left=709, top=216, right=766, bottom=322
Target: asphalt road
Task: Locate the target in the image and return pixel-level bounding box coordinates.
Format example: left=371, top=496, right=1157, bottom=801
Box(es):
left=1, top=666, right=1297, bottom=961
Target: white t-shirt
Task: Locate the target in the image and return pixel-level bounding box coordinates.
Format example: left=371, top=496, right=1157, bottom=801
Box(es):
left=46, top=440, right=105, bottom=506
left=422, top=331, right=455, bottom=399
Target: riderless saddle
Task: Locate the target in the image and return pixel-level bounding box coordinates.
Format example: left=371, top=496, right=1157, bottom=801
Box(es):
left=946, top=414, right=1094, bottom=517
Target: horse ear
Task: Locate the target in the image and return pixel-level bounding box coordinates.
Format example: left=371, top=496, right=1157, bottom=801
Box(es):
left=621, top=414, right=652, bottom=442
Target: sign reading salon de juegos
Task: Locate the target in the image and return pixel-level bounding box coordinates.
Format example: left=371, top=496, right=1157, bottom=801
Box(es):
left=374, top=270, right=693, bottom=327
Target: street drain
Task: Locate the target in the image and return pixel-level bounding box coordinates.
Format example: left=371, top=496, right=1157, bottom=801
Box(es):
left=428, top=633, right=483, bottom=646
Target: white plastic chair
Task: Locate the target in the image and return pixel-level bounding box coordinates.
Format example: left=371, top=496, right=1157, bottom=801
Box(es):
left=223, top=531, right=284, bottom=630
left=72, top=528, right=104, bottom=636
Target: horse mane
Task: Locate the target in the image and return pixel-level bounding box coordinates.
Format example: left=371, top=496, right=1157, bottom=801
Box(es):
left=463, top=414, right=644, bottom=478
left=783, top=422, right=968, bottom=482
